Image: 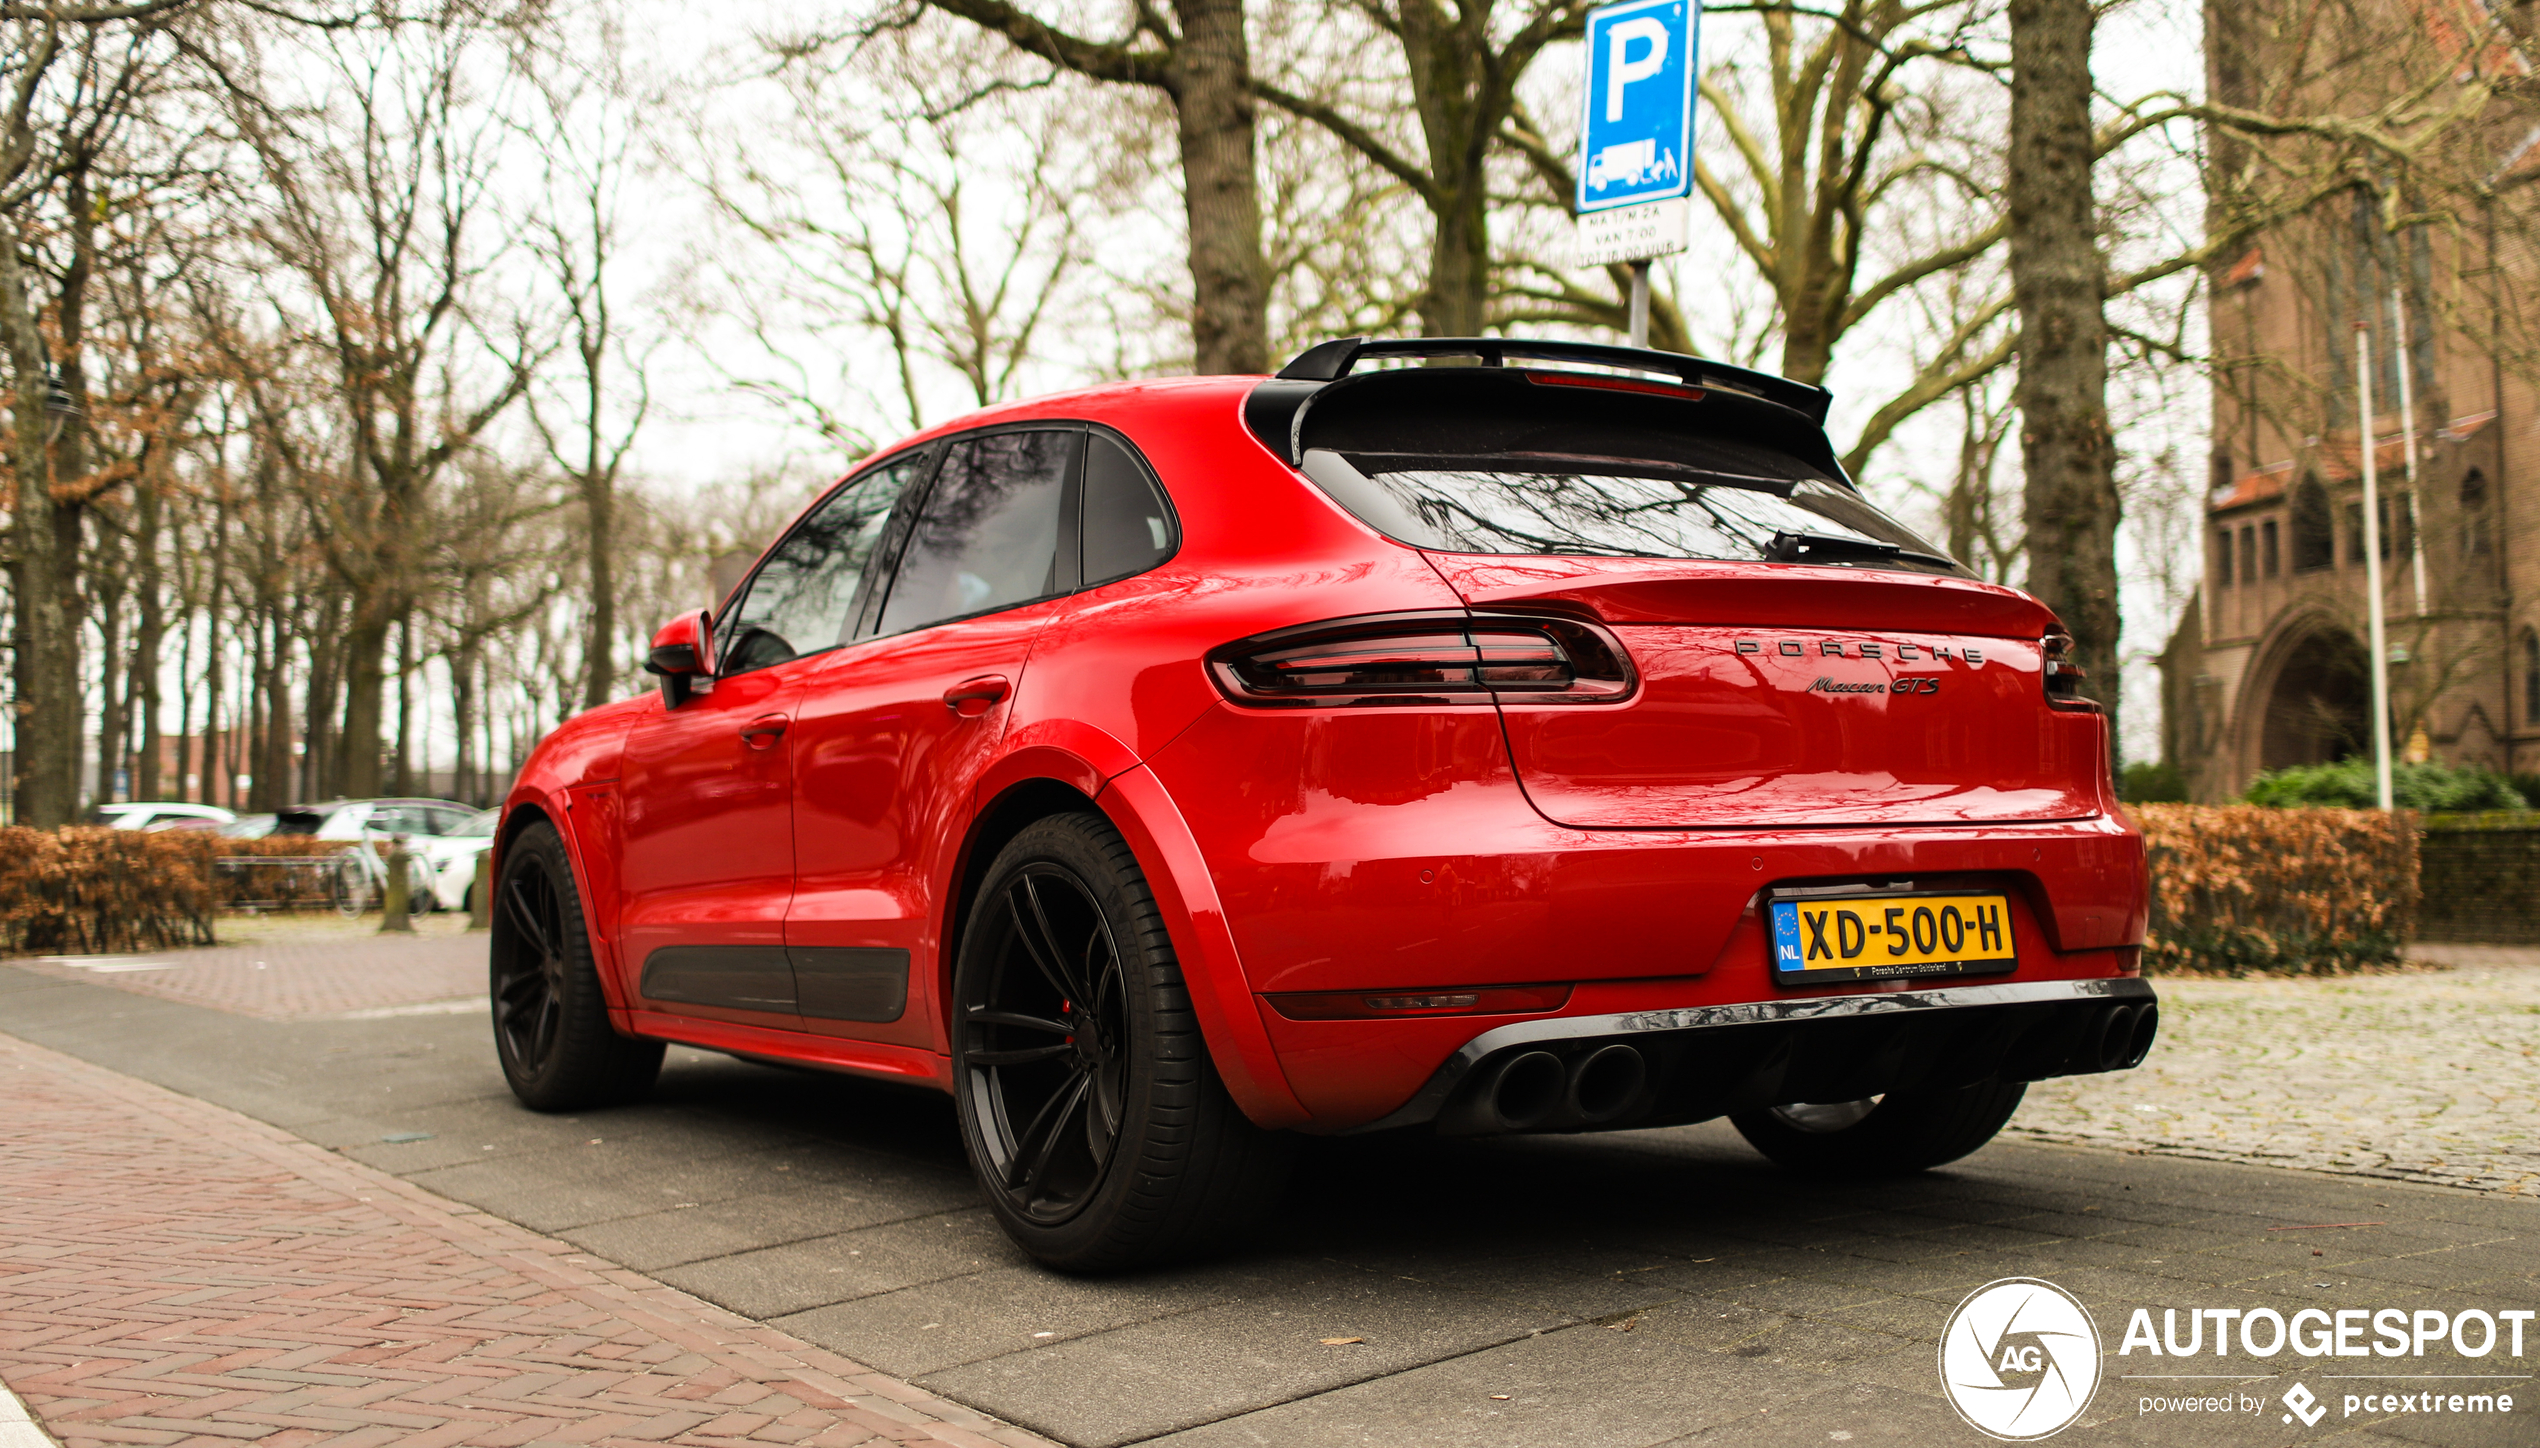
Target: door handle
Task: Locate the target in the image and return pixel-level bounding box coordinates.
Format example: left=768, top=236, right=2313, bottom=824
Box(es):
left=942, top=675, right=1012, bottom=718
left=740, top=715, right=789, bottom=749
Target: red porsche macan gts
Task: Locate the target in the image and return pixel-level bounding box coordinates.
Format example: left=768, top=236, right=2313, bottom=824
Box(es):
left=490, top=337, right=2156, bottom=1270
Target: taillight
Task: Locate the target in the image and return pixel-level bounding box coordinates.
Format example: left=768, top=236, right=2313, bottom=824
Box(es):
left=1209, top=611, right=1633, bottom=707
left=2043, top=632, right=2098, bottom=710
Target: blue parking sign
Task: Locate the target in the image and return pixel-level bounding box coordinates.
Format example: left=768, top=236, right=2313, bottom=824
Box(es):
left=1576, top=0, right=1698, bottom=214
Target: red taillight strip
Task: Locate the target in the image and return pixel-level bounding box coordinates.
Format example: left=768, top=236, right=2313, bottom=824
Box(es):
left=1522, top=370, right=1705, bottom=401
left=1268, top=983, right=1574, bottom=1021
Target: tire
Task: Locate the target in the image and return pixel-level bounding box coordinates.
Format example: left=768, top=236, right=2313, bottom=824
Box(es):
left=951, top=812, right=1291, bottom=1271
left=331, top=854, right=374, bottom=917
left=489, top=822, right=662, bottom=1111
left=1731, top=1079, right=2027, bottom=1176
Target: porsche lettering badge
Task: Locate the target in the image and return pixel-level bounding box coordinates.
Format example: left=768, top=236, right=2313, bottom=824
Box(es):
left=1733, top=638, right=1986, bottom=664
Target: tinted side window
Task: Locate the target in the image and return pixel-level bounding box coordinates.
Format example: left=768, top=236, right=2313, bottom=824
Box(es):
left=876, top=430, right=1073, bottom=635
left=721, top=454, right=928, bottom=673
left=1081, top=434, right=1174, bottom=584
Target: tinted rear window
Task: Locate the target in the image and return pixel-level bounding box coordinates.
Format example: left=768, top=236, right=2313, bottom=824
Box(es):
left=1302, top=451, right=1960, bottom=574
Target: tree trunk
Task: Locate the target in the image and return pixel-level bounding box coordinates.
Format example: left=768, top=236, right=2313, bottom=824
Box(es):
left=341, top=603, right=389, bottom=798
left=173, top=613, right=194, bottom=801
left=454, top=637, right=477, bottom=806
left=135, top=479, right=165, bottom=803
left=1396, top=5, right=1492, bottom=339
left=54, top=163, right=98, bottom=809
left=393, top=614, right=414, bottom=795
left=304, top=596, right=341, bottom=800
left=206, top=584, right=229, bottom=807
left=1168, top=0, right=1268, bottom=372
left=259, top=607, right=293, bottom=812
left=1421, top=190, right=1491, bottom=338
left=0, top=239, right=75, bottom=827
left=96, top=569, right=125, bottom=805
left=2008, top=0, right=2122, bottom=748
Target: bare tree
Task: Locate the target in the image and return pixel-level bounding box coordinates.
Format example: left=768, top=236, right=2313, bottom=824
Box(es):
left=2007, top=0, right=2117, bottom=742
left=516, top=14, right=651, bottom=709
left=690, top=46, right=1102, bottom=445
left=224, top=10, right=534, bottom=797
left=828, top=0, right=1268, bottom=375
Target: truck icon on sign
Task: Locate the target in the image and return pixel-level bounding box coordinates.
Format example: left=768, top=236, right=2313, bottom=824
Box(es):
left=1586, top=138, right=1679, bottom=192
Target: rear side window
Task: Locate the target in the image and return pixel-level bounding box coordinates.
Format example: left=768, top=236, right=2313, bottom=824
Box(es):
left=1081, top=434, right=1174, bottom=583
left=878, top=429, right=1073, bottom=634
left=1302, top=451, right=1957, bottom=574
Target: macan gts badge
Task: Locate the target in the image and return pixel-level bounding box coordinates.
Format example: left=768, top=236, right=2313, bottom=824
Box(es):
left=486, top=336, right=2157, bottom=1270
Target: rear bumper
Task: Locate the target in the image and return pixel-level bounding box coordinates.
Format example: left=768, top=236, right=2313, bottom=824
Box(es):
left=1347, top=975, right=2157, bottom=1135
left=1139, top=699, right=2150, bottom=1133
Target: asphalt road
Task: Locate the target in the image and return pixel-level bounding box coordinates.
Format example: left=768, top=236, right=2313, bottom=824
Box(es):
left=4, top=950, right=2535, bottom=1448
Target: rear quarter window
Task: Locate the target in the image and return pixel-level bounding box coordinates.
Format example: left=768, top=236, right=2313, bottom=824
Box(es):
left=1301, top=451, right=1960, bottom=575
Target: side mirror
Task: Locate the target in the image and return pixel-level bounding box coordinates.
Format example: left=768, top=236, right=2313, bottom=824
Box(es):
left=645, top=610, right=715, bottom=707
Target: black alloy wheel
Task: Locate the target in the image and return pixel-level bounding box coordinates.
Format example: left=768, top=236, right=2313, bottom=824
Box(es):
left=494, top=855, right=570, bottom=1074
left=489, top=822, right=663, bottom=1111
left=952, top=812, right=1291, bottom=1271
left=961, top=864, right=1129, bottom=1226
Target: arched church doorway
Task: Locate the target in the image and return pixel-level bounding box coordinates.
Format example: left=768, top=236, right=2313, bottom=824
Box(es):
left=2258, top=626, right=2371, bottom=769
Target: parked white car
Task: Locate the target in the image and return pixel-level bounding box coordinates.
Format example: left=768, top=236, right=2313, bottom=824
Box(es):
left=276, top=798, right=486, bottom=912
left=89, top=801, right=238, bottom=832
left=418, top=808, right=498, bottom=913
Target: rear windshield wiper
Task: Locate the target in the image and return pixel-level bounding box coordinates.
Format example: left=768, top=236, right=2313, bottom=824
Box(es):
left=1766, top=530, right=1956, bottom=569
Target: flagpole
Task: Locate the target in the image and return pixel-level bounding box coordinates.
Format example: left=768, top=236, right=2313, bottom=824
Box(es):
left=2392, top=290, right=2427, bottom=616
left=2356, top=322, right=2397, bottom=811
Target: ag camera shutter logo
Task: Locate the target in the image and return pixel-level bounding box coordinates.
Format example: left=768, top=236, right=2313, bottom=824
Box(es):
left=1940, top=1278, right=2104, bottom=1440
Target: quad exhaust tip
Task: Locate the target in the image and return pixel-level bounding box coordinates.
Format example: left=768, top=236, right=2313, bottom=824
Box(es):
left=1475, top=1044, right=1648, bottom=1133
left=1487, top=1051, right=1567, bottom=1130
left=2087, top=1001, right=2159, bottom=1073
left=1568, top=1044, right=1646, bottom=1123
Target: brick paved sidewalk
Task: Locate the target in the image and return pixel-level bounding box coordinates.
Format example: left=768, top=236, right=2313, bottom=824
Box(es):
left=9, top=926, right=485, bottom=1021
left=2012, top=951, right=2540, bottom=1197
left=0, top=1030, right=1054, bottom=1448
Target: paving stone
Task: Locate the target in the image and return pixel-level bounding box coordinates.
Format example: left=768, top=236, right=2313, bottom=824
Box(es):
left=2015, top=954, right=2540, bottom=1196
left=0, top=1030, right=1053, bottom=1448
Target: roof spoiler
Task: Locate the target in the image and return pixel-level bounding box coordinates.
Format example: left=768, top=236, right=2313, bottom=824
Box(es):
left=1271, top=336, right=1831, bottom=425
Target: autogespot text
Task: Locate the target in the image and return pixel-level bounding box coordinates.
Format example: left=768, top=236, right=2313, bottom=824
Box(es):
left=2123, top=1305, right=2531, bottom=1424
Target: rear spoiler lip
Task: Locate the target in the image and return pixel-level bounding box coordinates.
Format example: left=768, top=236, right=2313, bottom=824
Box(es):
left=1243, top=337, right=1840, bottom=481
left=1272, top=336, right=1831, bottom=423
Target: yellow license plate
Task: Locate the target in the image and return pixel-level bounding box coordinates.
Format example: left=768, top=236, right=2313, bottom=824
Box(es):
left=1769, top=892, right=2016, bottom=984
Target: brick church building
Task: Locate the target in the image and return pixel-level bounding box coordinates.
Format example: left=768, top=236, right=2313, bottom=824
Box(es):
left=2159, top=0, right=2540, bottom=798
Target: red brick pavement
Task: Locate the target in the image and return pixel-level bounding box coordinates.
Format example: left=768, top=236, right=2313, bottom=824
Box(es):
left=0, top=1031, right=1056, bottom=1448
left=10, top=929, right=486, bottom=1021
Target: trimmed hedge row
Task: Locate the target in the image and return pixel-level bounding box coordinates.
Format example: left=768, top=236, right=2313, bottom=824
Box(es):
left=2133, top=804, right=2419, bottom=975
left=0, top=829, right=352, bottom=956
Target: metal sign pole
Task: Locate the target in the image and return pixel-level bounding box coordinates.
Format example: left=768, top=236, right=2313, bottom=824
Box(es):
left=1576, top=1, right=1697, bottom=344
left=2356, top=322, right=2396, bottom=812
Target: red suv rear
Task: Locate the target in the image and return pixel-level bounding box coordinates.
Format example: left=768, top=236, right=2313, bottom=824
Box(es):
left=490, top=337, right=2154, bottom=1270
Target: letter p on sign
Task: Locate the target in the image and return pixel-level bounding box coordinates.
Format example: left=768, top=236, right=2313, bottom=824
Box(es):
left=1606, top=17, right=1669, bottom=120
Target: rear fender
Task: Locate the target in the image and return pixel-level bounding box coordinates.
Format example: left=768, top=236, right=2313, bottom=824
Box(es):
left=1097, top=764, right=1313, bottom=1129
